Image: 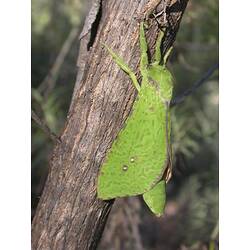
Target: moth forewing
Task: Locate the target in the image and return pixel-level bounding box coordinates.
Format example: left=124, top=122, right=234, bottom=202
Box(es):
left=97, top=84, right=168, bottom=200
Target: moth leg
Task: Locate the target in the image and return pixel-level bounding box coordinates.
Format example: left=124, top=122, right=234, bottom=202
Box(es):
left=153, top=29, right=165, bottom=64
left=143, top=180, right=166, bottom=216
left=139, top=22, right=149, bottom=79
left=103, top=44, right=140, bottom=92
left=162, top=46, right=173, bottom=65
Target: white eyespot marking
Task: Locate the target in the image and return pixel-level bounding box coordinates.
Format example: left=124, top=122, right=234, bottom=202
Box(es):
left=130, top=157, right=135, bottom=163
left=122, top=165, right=128, bottom=171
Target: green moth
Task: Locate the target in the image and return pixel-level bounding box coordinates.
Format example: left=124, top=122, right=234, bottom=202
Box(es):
left=97, top=22, right=173, bottom=216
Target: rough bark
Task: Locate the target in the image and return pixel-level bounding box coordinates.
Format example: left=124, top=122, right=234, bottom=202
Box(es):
left=31, top=0, right=189, bottom=249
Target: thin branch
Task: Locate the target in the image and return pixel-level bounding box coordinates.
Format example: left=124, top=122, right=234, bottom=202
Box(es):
left=38, top=26, right=79, bottom=99
left=171, top=63, right=219, bottom=107
left=31, top=109, right=61, bottom=144
left=211, top=220, right=219, bottom=240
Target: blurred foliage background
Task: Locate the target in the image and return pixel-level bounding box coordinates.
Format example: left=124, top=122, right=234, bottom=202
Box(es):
left=32, top=0, right=218, bottom=249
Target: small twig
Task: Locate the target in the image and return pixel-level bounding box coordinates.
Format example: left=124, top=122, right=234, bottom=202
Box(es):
left=171, top=63, right=219, bottom=107
left=211, top=220, right=219, bottom=240
left=31, top=109, right=61, bottom=144
left=38, top=26, right=79, bottom=99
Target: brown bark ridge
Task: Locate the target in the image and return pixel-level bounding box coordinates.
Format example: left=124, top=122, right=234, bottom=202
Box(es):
left=31, top=0, right=189, bottom=249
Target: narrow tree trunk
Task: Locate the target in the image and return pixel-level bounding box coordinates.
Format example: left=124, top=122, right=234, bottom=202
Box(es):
left=31, top=0, right=189, bottom=249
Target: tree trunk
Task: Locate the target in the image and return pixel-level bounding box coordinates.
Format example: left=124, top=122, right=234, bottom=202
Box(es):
left=31, top=0, right=189, bottom=249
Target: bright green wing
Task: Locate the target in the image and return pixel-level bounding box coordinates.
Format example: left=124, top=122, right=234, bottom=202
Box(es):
left=97, top=82, right=168, bottom=199
left=143, top=180, right=166, bottom=216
